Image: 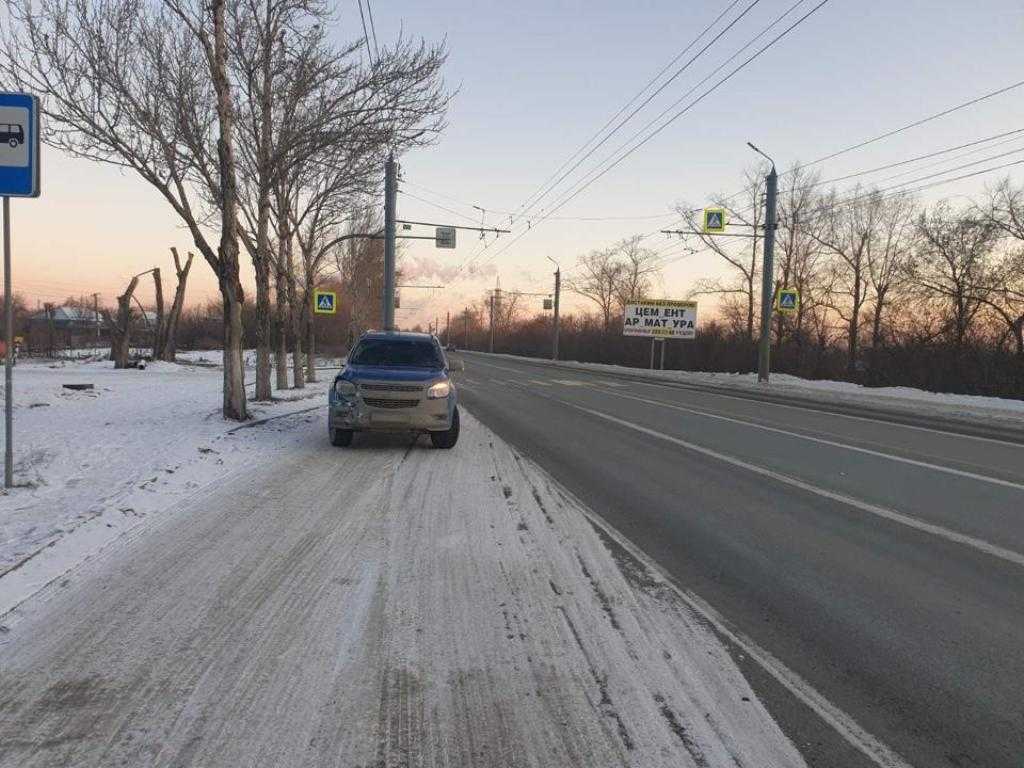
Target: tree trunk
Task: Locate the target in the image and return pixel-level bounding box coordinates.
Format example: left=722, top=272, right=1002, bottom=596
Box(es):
left=162, top=249, right=193, bottom=362
left=306, top=312, right=316, bottom=383
left=253, top=259, right=273, bottom=400
left=221, top=281, right=247, bottom=419
left=274, top=267, right=289, bottom=390
left=152, top=268, right=165, bottom=359
left=113, top=276, right=140, bottom=369
left=212, top=0, right=246, bottom=421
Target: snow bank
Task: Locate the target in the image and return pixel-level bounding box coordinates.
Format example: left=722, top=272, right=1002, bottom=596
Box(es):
left=0, top=357, right=332, bottom=613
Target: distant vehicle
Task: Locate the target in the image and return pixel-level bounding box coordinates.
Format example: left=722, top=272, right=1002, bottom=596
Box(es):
left=328, top=331, right=459, bottom=448
left=0, top=123, right=24, bottom=148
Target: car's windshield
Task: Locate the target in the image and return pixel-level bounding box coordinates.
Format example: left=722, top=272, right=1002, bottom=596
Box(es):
left=349, top=338, right=443, bottom=368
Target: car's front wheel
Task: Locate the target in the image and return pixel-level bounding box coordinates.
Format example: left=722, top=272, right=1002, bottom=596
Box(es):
left=331, top=428, right=354, bottom=447
left=430, top=407, right=460, bottom=449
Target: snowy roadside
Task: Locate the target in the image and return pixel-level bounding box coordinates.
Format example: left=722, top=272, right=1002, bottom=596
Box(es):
left=0, top=406, right=806, bottom=767
left=0, top=355, right=336, bottom=615
left=479, top=351, right=1024, bottom=429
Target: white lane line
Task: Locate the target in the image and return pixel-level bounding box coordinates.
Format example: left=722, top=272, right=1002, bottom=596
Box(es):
left=577, top=506, right=917, bottom=768
left=552, top=379, right=586, bottom=387
left=594, top=387, right=1024, bottom=492
left=466, top=353, right=1024, bottom=449
left=625, top=377, right=1024, bottom=449
left=569, top=401, right=1024, bottom=569
left=528, top=379, right=552, bottom=387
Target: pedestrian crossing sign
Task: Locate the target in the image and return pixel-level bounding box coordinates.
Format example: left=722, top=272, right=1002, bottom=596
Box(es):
left=776, top=288, right=799, bottom=315
left=703, top=208, right=726, bottom=233
left=313, top=290, right=337, bottom=315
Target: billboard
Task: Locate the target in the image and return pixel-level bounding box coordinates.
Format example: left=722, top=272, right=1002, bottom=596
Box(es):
left=623, top=299, right=698, bottom=339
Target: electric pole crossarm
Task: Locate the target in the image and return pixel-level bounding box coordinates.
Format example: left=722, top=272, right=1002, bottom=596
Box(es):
left=396, top=219, right=511, bottom=235
left=660, top=229, right=761, bottom=239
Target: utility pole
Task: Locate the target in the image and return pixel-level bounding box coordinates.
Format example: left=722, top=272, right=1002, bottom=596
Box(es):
left=382, top=155, right=398, bottom=331
left=92, top=292, right=100, bottom=349
left=547, top=256, right=560, bottom=361
left=749, top=142, right=778, bottom=384
left=445, top=310, right=450, bottom=346
left=660, top=338, right=666, bottom=370
left=464, top=309, right=469, bottom=350
left=488, top=292, right=495, bottom=353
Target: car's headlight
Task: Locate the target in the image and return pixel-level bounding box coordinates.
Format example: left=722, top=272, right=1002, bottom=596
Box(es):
left=427, top=380, right=451, bottom=399
left=334, top=379, right=356, bottom=398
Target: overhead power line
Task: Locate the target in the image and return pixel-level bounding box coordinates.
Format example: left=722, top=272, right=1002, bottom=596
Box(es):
left=364, top=0, right=381, bottom=62
left=471, top=0, right=833, bottom=273
left=514, top=0, right=766, bottom=225
left=356, top=0, right=376, bottom=67
left=511, top=0, right=747, bottom=221
left=803, top=79, right=1024, bottom=169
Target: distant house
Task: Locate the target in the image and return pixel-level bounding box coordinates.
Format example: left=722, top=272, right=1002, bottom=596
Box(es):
left=28, top=306, right=104, bottom=354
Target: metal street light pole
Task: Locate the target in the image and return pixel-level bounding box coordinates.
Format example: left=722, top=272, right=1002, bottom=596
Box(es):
left=748, top=141, right=778, bottom=384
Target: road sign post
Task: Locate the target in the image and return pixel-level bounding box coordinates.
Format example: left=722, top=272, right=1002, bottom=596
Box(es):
left=0, top=92, right=40, bottom=489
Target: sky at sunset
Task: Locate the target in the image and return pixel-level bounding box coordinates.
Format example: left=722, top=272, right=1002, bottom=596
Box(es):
left=10, top=0, right=1024, bottom=329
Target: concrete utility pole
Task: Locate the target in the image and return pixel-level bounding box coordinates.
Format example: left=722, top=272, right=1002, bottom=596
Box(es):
left=547, top=256, right=560, bottom=361
left=382, top=155, right=398, bottom=331
left=445, top=311, right=449, bottom=346
left=488, top=292, right=495, bottom=353
left=92, top=292, right=100, bottom=348
left=464, top=309, right=469, bottom=349
left=749, top=142, right=778, bottom=384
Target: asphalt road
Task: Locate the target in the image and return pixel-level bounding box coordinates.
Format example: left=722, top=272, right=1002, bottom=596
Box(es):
left=454, top=351, right=1024, bottom=768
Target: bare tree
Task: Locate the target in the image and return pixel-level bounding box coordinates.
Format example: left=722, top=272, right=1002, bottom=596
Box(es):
left=570, top=248, right=623, bottom=331
left=3, top=0, right=249, bottom=418
left=811, top=186, right=882, bottom=376
left=161, top=248, right=194, bottom=361
left=911, top=201, right=998, bottom=348
left=610, top=236, right=661, bottom=311
left=678, top=167, right=766, bottom=341
left=775, top=165, right=825, bottom=350
left=866, top=192, right=918, bottom=348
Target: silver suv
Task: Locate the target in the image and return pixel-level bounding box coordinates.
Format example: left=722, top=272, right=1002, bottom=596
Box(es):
left=328, top=331, right=459, bottom=448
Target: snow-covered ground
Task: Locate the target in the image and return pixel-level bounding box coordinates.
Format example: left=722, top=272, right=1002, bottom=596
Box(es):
left=483, top=352, right=1024, bottom=428
left=0, top=393, right=805, bottom=766
left=0, top=354, right=339, bottom=614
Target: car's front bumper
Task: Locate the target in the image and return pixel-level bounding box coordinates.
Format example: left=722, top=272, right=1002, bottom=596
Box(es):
left=329, top=395, right=453, bottom=433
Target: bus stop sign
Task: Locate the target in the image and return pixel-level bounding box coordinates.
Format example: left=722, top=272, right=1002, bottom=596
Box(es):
left=0, top=92, right=40, bottom=197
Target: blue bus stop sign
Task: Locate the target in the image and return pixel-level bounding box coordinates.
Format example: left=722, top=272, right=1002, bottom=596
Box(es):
left=0, top=92, right=40, bottom=198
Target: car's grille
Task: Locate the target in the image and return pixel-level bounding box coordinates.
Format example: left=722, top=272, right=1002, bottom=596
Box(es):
left=363, top=397, right=419, bottom=409
left=358, top=383, right=423, bottom=393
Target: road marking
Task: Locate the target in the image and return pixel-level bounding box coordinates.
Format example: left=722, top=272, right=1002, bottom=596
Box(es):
left=465, top=352, right=1024, bottom=449
left=569, top=401, right=1024, bottom=569
left=593, top=387, right=1024, bottom=492
left=528, top=379, right=552, bottom=387
left=575, top=506, right=917, bottom=768
left=552, top=379, right=586, bottom=386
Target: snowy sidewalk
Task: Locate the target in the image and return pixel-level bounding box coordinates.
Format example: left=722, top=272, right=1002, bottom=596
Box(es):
left=0, top=409, right=804, bottom=767
left=0, top=356, right=333, bottom=614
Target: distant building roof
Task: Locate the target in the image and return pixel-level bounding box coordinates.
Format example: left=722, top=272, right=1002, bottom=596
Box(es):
left=29, top=306, right=102, bottom=324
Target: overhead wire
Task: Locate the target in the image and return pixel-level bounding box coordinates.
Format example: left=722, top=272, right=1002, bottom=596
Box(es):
left=364, top=0, right=381, bottom=62
left=513, top=0, right=766, bottom=225
left=470, top=0, right=833, bottom=273
left=510, top=0, right=747, bottom=221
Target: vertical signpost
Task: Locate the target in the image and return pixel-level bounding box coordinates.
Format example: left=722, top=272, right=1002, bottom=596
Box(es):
left=0, top=92, right=40, bottom=489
